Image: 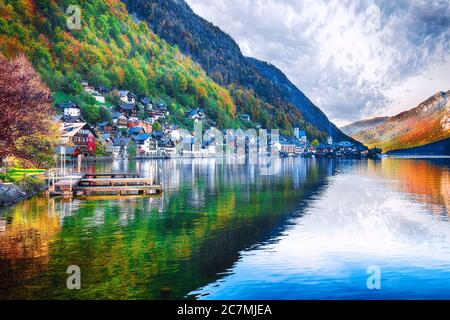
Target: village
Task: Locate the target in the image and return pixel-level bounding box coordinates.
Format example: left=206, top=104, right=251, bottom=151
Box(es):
left=54, top=81, right=378, bottom=161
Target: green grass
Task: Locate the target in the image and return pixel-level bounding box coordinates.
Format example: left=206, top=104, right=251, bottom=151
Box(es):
left=52, top=91, right=72, bottom=105
left=0, top=168, right=45, bottom=183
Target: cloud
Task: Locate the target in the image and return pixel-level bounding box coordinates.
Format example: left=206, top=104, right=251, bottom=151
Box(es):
left=186, top=0, right=450, bottom=124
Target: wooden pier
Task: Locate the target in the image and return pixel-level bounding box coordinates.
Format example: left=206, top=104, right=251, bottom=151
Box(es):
left=47, top=171, right=162, bottom=197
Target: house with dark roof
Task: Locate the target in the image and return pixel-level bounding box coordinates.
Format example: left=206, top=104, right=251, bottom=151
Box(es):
left=118, top=90, right=136, bottom=104
left=97, top=121, right=115, bottom=134
left=128, top=126, right=146, bottom=136
left=187, top=108, right=205, bottom=121
left=95, top=86, right=110, bottom=95
left=239, top=114, right=251, bottom=122
left=117, top=103, right=139, bottom=117
left=108, top=137, right=132, bottom=158
left=139, top=97, right=153, bottom=109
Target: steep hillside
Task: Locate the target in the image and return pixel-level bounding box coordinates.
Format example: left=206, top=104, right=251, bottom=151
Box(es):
left=341, top=117, right=390, bottom=136
left=0, top=0, right=241, bottom=128
left=386, top=138, right=450, bottom=156
left=122, top=0, right=354, bottom=142
left=248, top=58, right=356, bottom=143
left=353, top=91, right=450, bottom=152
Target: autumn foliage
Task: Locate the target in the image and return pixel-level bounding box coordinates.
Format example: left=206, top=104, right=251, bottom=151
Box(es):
left=0, top=54, right=56, bottom=167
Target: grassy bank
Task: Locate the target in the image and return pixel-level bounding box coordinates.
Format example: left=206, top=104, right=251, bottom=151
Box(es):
left=0, top=168, right=46, bottom=183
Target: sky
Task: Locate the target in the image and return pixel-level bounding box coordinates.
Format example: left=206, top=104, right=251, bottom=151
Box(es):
left=185, top=0, right=450, bottom=126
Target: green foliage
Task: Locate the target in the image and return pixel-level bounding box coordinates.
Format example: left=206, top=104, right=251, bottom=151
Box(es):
left=152, top=121, right=162, bottom=131
left=311, top=139, right=320, bottom=147
left=0, top=0, right=239, bottom=129
left=95, top=140, right=109, bottom=157
left=0, top=0, right=330, bottom=139
left=127, top=142, right=137, bottom=157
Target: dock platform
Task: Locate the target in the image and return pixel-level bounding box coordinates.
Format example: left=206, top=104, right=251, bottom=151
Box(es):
left=47, top=171, right=162, bottom=197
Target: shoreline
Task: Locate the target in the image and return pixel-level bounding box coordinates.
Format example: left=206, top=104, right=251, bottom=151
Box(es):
left=0, top=178, right=47, bottom=208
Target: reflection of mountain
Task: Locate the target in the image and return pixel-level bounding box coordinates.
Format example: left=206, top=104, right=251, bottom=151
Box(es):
left=380, top=159, right=450, bottom=215
left=349, top=91, right=450, bottom=153
left=192, top=159, right=450, bottom=299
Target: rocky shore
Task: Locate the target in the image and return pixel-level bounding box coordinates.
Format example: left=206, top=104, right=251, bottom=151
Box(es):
left=0, top=177, right=47, bottom=207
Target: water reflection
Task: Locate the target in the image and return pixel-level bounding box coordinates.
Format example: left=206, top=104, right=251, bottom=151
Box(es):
left=0, top=158, right=449, bottom=299
left=193, top=159, right=450, bottom=299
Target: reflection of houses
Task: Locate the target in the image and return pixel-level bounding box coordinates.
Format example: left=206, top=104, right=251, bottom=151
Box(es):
left=58, top=123, right=97, bottom=156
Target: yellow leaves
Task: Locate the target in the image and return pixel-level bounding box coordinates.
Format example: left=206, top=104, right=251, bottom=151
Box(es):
left=0, top=1, right=14, bottom=19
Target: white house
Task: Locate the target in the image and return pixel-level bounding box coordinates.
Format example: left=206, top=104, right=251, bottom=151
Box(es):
left=118, top=90, right=135, bottom=104
left=93, top=95, right=105, bottom=103
left=131, top=133, right=157, bottom=155
left=57, top=102, right=81, bottom=117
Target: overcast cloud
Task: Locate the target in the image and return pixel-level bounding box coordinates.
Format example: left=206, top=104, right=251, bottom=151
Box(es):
left=186, top=0, right=450, bottom=126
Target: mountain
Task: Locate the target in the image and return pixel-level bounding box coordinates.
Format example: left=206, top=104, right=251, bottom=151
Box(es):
left=0, top=0, right=256, bottom=129
left=352, top=91, right=450, bottom=153
left=341, top=117, right=390, bottom=136
left=122, top=0, right=355, bottom=142
left=248, top=58, right=353, bottom=142
left=386, top=137, right=450, bottom=156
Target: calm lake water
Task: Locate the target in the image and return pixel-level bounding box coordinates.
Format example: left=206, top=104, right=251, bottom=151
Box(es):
left=1, top=158, right=449, bottom=300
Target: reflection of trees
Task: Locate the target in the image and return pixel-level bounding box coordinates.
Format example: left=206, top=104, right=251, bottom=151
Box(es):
left=1, top=159, right=335, bottom=299
left=0, top=197, right=60, bottom=297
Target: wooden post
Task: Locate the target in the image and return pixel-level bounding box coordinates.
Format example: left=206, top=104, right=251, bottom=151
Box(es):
left=77, top=154, right=82, bottom=173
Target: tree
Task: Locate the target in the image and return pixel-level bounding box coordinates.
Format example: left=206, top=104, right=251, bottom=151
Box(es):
left=0, top=54, right=56, bottom=167
left=311, top=139, right=320, bottom=147
left=127, top=142, right=136, bottom=157
left=152, top=121, right=162, bottom=132
left=95, top=139, right=109, bottom=157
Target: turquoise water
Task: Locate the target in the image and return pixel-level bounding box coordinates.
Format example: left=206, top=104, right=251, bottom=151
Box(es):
left=1, top=158, right=449, bottom=299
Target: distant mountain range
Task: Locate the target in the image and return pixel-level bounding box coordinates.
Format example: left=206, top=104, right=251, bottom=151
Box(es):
left=122, top=0, right=355, bottom=143
left=342, top=91, right=450, bottom=153
left=341, top=117, right=390, bottom=136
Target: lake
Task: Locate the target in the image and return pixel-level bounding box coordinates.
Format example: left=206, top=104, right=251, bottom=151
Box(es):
left=0, top=157, right=449, bottom=299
